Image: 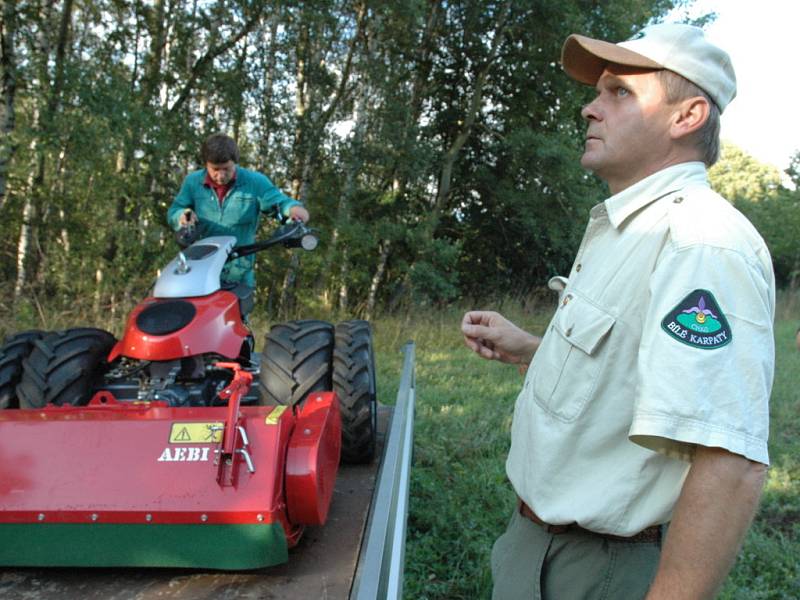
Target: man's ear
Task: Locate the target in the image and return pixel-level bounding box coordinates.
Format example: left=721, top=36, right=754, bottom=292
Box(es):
left=670, top=96, right=710, bottom=140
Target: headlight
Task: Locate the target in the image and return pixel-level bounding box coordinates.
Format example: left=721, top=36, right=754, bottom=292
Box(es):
left=301, top=234, right=318, bottom=251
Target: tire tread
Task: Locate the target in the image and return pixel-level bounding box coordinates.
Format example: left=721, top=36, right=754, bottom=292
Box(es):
left=0, top=331, right=45, bottom=409
left=334, top=320, right=377, bottom=464
left=258, top=320, right=334, bottom=407
left=17, top=328, right=116, bottom=408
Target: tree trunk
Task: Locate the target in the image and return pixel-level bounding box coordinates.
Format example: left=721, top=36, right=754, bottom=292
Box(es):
left=389, top=0, right=442, bottom=202
left=290, top=18, right=310, bottom=198
left=141, top=0, right=167, bottom=104
left=14, top=0, right=74, bottom=303
left=0, top=0, right=19, bottom=208
left=93, top=266, right=103, bottom=314
left=282, top=18, right=312, bottom=311
left=365, top=239, right=390, bottom=321
left=167, top=10, right=263, bottom=116
left=291, top=2, right=365, bottom=197
left=232, top=42, right=248, bottom=141
left=279, top=253, right=300, bottom=317
left=338, top=247, right=349, bottom=313
left=258, top=16, right=279, bottom=171
left=34, top=146, right=67, bottom=285
left=44, top=0, right=74, bottom=120
left=13, top=194, right=35, bottom=300
left=430, top=1, right=510, bottom=229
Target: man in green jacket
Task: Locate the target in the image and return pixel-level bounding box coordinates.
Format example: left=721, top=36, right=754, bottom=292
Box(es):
left=167, top=133, right=309, bottom=287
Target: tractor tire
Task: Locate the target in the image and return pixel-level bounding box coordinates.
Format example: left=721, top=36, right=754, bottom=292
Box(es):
left=334, top=320, right=377, bottom=464
left=259, top=320, right=334, bottom=407
left=0, top=330, right=46, bottom=409
left=17, top=328, right=117, bottom=409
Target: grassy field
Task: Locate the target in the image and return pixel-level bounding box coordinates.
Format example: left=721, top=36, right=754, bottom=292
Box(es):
left=371, top=305, right=800, bottom=600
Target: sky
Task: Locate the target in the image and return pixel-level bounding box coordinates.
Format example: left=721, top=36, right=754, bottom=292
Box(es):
left=671, top=1, right=800, bottom=172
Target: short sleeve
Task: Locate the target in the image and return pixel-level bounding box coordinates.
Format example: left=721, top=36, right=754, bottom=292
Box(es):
left=630, top=243, right=774, bottom=465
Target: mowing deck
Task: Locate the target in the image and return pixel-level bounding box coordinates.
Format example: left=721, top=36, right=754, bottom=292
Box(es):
left=0, top=407, right=390, bottom=600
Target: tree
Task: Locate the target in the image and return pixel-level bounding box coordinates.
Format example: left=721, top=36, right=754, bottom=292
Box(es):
left=0, top=0, right=700, bottom=324
left=712, top=144, right=800, bottom=287
left=709, top=142, right=782, bottom=203
left=784, top=149, right=800, bottom=189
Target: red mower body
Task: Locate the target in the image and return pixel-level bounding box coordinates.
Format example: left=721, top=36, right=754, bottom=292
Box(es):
left=108, top=290, right=250, bottom=362
left=0, top=376, right=341, bottom=569
left=0, top=229, right=373, bottom=571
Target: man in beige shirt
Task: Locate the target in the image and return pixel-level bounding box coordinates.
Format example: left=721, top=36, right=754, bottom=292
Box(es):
left=463, top=24, right=774, bottom=600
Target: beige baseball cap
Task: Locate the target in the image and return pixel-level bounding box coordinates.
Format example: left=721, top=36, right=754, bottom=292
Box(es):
left=561, top=23, right=736, bottom=112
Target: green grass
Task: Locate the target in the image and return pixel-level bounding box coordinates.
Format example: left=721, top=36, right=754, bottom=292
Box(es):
left=377, top=306, right=800, bottom=600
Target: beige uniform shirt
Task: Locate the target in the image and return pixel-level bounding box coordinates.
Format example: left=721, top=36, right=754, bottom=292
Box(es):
left=507, top=162, right=775, bottom=536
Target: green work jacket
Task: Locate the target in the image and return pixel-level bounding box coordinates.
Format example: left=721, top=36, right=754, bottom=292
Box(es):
left=167, top=166, right=302, bottom=287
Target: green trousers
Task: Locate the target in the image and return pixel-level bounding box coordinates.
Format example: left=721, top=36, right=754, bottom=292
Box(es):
left=491, top=508, right=662, bottom=600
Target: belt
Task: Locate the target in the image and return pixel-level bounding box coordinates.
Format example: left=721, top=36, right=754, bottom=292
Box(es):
left=518, top=499, right=661, bottom=544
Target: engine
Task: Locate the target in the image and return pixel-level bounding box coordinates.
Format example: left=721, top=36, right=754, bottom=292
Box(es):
left=102, top=356, right=258, bottom=407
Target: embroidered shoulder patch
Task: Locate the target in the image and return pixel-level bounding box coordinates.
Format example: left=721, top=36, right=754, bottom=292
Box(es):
left=660, top=289, right=732, bottom=349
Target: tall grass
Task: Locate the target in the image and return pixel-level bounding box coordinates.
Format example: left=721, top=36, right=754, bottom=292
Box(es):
left=378, top=302, right=800, bottom=600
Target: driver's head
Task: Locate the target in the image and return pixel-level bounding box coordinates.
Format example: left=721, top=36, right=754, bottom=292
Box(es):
left=202, top=133, right=239, bottom=185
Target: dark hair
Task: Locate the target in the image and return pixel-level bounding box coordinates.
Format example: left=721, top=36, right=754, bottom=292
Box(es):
left=201, top=133, right=240, bottom=164
left=656, top=70, right=721, bottom=166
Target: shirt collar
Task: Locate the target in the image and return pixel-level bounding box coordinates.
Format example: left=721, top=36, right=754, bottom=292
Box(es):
left=604, top=162, right=709, bottom=229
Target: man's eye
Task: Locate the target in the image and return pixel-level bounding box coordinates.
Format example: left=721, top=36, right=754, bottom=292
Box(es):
left=616, top=87, right=630, bottom=97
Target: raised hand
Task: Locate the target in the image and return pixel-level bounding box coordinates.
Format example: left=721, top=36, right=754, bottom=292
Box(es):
left=461, top=311, right=540, bottom=366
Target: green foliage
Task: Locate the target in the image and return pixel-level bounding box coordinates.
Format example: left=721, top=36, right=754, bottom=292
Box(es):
left=708, top=143, right=800, bottom=287
left=709, top=142, right=782, bottom=203
left=735, top=192, right=800, bottom=287
left=408, top=237, right=462, bottom=306
left=0, top=0, right=696, bottom=317
left=784, top=151, right=800, bottom=189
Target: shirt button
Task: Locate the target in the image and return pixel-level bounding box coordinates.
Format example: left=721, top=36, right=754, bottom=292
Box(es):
left=562, top=295, right=571, bottom=307
left=565, top=326, right=573, bottom=337
left=576, top=264, right=582, bottom=272
left=673, top=196, right=684, bottom=204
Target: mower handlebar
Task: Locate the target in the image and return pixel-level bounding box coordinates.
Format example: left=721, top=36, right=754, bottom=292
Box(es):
left=227, top=221, right=318, bottom=261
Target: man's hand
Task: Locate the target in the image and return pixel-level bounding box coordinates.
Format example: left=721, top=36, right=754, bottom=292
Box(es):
left=289, top=206, right=310, bottom=223
left=461, top=311, right=541, bottom=366
left=179, top=209, right=198, bottom=227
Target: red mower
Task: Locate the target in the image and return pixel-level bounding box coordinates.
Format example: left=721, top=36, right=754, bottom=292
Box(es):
left=0, top=222, right=377, bottom=569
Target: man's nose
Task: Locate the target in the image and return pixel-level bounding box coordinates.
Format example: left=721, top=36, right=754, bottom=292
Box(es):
left=581, top=98, right=601, bottom=121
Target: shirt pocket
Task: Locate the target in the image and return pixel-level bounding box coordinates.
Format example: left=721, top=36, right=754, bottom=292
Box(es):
left=530, top=293, right=615, bottom=422
left=224, top=195, right=258, bottom=227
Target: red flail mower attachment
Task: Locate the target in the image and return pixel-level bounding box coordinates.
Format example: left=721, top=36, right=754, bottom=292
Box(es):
left=0, top=362, right=341, bottom=569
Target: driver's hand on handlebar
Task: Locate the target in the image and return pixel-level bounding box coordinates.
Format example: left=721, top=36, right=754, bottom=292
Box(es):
left=179, top=209, right=198, bottom=227
left=288, top=206, right=310, bottom=223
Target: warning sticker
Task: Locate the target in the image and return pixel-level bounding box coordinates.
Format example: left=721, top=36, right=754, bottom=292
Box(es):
left=168, top=422, right=223, bottom=444
left=265, top=406, right=287, bottom=425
